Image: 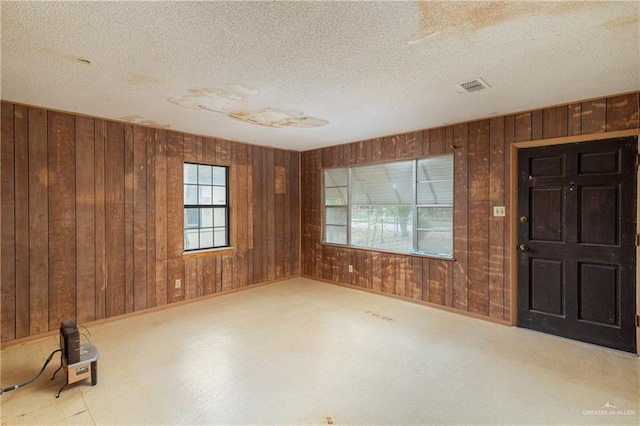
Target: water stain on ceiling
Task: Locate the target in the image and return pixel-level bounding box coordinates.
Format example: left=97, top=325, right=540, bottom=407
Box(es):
left=118, top=114, right=171, bottom=128
left=168, top=86, right=328, bottom=128
left=227, top=108, right=329, bottom=128
left=411, top=0, right=606, bottom=41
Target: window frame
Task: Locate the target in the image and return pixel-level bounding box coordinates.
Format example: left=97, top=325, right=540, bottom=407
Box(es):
left=183, top=162, right=230, bottom=252
left=322, top=154, right=454, bottom=259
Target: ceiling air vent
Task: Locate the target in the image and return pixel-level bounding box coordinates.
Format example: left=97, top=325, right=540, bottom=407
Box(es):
left=455, top=78, right=490, bottom=94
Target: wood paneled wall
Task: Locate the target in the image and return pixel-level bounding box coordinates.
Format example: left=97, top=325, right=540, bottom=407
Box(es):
left=1, top=102, right=300, bottom=343
left=301, top=92, right=640, bottom=322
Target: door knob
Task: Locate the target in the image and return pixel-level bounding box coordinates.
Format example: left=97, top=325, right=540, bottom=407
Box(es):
left=520, top=216, right=528, bottom=223
left=519, top=244, right=528, bottom=252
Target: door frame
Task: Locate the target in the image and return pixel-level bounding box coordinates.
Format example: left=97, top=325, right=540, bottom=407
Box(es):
left=509, top=128, right=640, bottom=356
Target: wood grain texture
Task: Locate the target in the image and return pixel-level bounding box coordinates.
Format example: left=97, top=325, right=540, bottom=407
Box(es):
left=429, top=259, right=446, bottom=305
left=14, top=105, right=30, bottom=337
left=606, top=93, right=639, bottom=131
left=543, top=106, right=568, bottom=139
left=568, top=103, right=582, bottom=136
left=410, top=256, right=423, bottom=300
left=28, top=108, right=49, bottom=334
left=581, top=100, right=606, bottom=134
left=467, top=120, right=490, bottom=316
left=154, top=130, right=168, bottom=305
left=94, top=119, right=107, bottom=320
left=503, top=115, right=515, bottom=320
left=145, top=126, right=156, bottom=309
left=381, top=253, right=395, bottom=294
left=252, top=146, right=266, bottom=282
left=381, top=136, right=396, bottom=161
left=298, top=91, right=640, bottom=327
left=75, top=115, right=96, bottom=324
left=166, top=131, right=184, bottom=261
left=531, top=110, right=543, bottom=140
left=104, top=120, right=125, bottom=317
left=429, top=128, right=445, bottom=154
left=265, top=149, right=275, bottom=281
left=489, top=117, right=505, bottom=320
left=515, top=112, right=532, bottom=142
left=124, top=125, right=135, bottom=313
left=1, top=91, right=637, bottom=344
left=453, top=123, right=469, bottom=311
left=1, top=102, right=16, bottom=341
left=48, top=111, right=77, bottom=329
left=133, top=126, right=148, bottom=311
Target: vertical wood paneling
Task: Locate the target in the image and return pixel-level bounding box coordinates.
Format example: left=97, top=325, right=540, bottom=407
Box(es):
left=421, top=130, right=430, bottom=155
left=104, top=121, right=125, bottom=317
left=568, top=103, right=582, bottom=136
left=381, top=253, right=395, bottom=294
left=145, top=127, right=156, bottom=308
left=489, top=118, right=505, bottom=320
left=48, top=111, right=76, bottom=329
left=429, top=128, right=445, bottom=154
left=183, top=133, right=197, bottom=163
left=396, top=255, right=407, bottom=297
left=453, top=123, right=468, bottom=311
left=606, top=93, right=639, bottom=131
left=381, top=136, right=396, bottom=160
left=165, top=131, right=184, bottom=302
left=1, top=102, right=16, bottom=341
left=28, top=108, right=49, bottom=334
left=370, top=138, right=382, bottom=163
left=581, top=99, right=606, bottom=134
left=542, top=106, right=568, bottom=139
left=300, top=91, right=638, bottom=327
left=2, top=91, right=636, bottom=344
left=75, top=116, right=96, bottom=324
left=421, top=258, right=430, bottom=302
left=124, top=125, right=135, bottom=313
left=184, top=258, right=197, bottom=300
left=515, top=112, right=532, bottom=142
left=252, top=147, right=265, bottom=282
left=167, top=258, right=184, bottom=302
left=274, top=150, right=286, bottom=278
left=371, top=252, right=381, bottom=291
left=266, top=149, right=276, bottom=281
left=133, top=126, right=148, bottom=311
left=467, top=120, right=490, bottom=316
left=155, top=260, right=167, bottom=305
left=94, top=119, right=106, bottom=320
left=154, top=130, right=167, bottom=305
left=531, top=110, right=543, bottom=140
left=410, top=257, right=423, bottom=300
left=292, top=151, right=300, bottom=275
left=429, top=259, right=445, bottom=305
left=503, top=115, right=515, bottom=320
left=14, top=105, right=30, bottom=337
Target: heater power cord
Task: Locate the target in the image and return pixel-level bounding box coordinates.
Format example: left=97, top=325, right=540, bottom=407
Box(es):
left=0, top=349, right=61, bottom=395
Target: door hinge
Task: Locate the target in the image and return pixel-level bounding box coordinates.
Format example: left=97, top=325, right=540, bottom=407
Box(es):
left=637, top=315, right=640, bottom=327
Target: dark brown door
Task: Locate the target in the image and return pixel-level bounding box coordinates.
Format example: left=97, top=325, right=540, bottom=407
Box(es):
left=517, top=137, right=637, bottom=353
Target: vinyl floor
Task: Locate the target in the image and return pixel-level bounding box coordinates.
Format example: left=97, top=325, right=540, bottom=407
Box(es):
left=1, top=277, right=638, bottom=425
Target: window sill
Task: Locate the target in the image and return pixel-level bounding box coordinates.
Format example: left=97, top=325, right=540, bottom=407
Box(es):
left=321, top=242, right=456, bottom=262
left=182, top=247, right=234, bottom=260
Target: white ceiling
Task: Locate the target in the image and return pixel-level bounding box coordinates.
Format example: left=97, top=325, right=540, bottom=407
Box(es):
left=2, top=1, right=639, bottom=151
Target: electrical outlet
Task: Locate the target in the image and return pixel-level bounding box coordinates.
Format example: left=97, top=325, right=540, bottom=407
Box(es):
left=349, top=265, right=353, bottom=273
left=175, top=279, right=181, bottom=289
left=493, top=206, right=506, bottom=217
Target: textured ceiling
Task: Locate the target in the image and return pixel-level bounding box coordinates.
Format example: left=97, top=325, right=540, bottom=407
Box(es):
left=2, top=1, right=639, bottom=151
